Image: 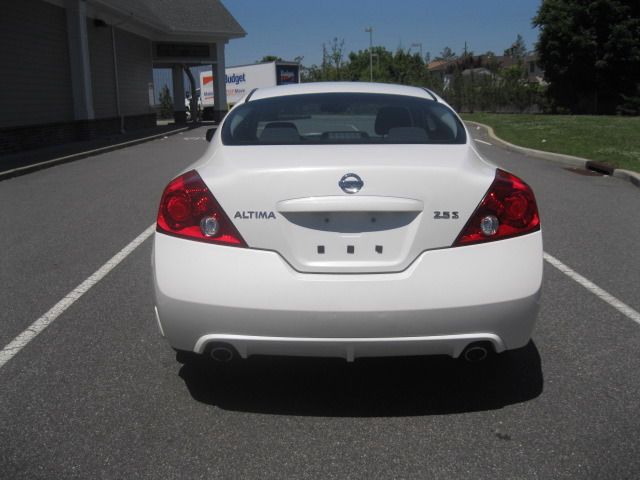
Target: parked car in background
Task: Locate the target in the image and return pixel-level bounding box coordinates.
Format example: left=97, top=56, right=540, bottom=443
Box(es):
left=184, top=88, right=201, bottom=121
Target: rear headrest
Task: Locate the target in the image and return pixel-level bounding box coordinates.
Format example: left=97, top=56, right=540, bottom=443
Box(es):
left=387, top=126, right=428, bottom=141
left=374, top=107, right=412, bottom=135
left=260, top=122, right=300, bottom=142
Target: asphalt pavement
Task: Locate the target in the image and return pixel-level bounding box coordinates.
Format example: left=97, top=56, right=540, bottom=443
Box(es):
left=1, top=126, right=639, bottom=479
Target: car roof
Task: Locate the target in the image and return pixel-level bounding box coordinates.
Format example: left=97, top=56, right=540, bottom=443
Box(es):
left=247, top=82, right=441, bottom=102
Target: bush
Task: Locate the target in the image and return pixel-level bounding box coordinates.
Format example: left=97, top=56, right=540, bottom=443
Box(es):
left=617, top=86, right=640, bottom=116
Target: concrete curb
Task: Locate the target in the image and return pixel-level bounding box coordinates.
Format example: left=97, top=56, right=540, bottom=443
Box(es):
left=465, top=120, right=640, bottom=189
left=0, top=126, right=189, bottom=182
left=613, top=169, right=640, bottom=187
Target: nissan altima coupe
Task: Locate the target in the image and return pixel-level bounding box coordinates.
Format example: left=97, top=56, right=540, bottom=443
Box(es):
left=152, top=82, right=542, bottom=364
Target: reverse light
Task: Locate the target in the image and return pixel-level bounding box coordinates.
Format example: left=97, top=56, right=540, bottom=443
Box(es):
left=200, top=216, right=220, bottom=237
left=156, top=170, right=247, bottom=247
left=480, top=215, right=499, bottom=236
left=454, top=169, right=540, bottom=246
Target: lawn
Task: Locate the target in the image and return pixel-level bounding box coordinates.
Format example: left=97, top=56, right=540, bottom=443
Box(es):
left=461, top=113, right=640, bottom=172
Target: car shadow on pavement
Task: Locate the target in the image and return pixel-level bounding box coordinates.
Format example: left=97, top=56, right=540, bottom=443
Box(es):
left=178, top=341, right=543, bottom=417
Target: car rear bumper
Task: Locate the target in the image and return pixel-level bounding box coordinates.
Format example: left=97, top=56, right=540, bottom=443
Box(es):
left=152, top=230, right=543, bottom=359
left=191, top=333, right=506, bottom=361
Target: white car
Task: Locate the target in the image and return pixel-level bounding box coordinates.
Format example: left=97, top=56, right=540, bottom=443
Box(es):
left=152, top=82, right=542, bottom=364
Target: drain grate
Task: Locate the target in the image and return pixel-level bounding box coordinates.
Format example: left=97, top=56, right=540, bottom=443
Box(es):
left=585, top=161, right=614, bottom=175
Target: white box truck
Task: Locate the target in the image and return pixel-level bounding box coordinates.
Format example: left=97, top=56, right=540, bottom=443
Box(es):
left=199, top=61, right=300, bottom=119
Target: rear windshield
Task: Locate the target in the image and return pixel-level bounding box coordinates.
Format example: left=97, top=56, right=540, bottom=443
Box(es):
left=221, top=92, right=466, bottom=145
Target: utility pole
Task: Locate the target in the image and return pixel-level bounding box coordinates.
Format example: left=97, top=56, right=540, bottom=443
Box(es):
left=365, top=26, right=373, bottom=82
left=411, top=42, right=423, bottom=60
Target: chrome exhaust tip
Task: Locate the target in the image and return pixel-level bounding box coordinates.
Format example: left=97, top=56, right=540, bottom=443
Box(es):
left=462, top=343, right=491, bottom=363
left=209, top=346, right=234, bottom=362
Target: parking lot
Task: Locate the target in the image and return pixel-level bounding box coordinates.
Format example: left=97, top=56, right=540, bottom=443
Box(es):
left=1, top=126, right=639, bottom=478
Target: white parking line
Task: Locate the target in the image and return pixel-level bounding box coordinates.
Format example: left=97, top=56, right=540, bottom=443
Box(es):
left=474, top=139, right=493, bottom=146
left=544, top=252, right=640, bottom=326
left=0, top=224, right=155, bottom=370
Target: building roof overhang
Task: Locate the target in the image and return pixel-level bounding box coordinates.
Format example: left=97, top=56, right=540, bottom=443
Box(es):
left=44, top=0, right=246, bottom=43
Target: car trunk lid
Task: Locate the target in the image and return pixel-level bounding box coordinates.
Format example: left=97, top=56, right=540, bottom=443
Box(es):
left=198, top=144, right=495, bottom=273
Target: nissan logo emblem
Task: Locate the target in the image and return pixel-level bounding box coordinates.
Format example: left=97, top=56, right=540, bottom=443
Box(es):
left=339, top=173, right=364, bottom=194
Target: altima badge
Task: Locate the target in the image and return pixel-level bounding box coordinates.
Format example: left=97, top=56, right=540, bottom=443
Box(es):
left=339, top=173, right=364, bottom=194
left=234, top=211, right=276, bottom=219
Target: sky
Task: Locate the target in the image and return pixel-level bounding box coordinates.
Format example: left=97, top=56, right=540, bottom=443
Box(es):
left=222, top=0, right=542, bottom=67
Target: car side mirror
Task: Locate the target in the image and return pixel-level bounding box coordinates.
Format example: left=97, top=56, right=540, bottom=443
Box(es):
left=205, top=128, right=216, bottom=142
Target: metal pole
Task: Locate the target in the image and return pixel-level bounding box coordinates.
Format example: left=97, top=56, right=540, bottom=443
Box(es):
left=411, top=43, right=423, bottom=60
left=372, top=53, right=379, bottom=70
left=365, top=27, right=373, bottom=82
left=111, top=26, right=123, bottom=133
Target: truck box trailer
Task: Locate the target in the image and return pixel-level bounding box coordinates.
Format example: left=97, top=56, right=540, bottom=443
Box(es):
left=199, top=61, right=300, bottom=118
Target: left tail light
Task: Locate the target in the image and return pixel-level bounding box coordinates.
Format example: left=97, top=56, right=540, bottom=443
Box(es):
left=156, top=170, right=247, bottom=247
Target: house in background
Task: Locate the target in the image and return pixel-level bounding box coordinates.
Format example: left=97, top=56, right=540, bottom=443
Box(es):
left=0, top=0, right=245, bottom=154
left=427, top=53, right=545, bottom=90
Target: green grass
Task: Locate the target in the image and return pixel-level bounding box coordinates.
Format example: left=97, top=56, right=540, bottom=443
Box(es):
left=461, top=113, right=640, bottom=172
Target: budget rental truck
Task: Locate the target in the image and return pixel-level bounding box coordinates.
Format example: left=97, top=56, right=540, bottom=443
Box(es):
left=199, top=61, right=300, bottom=119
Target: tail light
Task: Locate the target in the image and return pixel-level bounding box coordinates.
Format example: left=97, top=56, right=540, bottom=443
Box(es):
left=156, top=170, right=247, bottom=247
left=453, top=169, right=540, bottom=246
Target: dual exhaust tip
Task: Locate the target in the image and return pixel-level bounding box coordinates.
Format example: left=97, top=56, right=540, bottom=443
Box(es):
left=206, top=342, right=493, bottom=363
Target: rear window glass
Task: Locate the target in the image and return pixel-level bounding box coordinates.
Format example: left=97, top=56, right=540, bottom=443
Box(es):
left=221, top=92, right=466, bottom=145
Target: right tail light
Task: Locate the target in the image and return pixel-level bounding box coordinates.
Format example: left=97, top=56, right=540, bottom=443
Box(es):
left=453, top=169, right=540, bottom=246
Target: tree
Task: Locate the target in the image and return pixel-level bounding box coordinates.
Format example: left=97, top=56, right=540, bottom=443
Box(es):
left=503, top=34, right=527, bottom=59
left=300, top=38, right=543, bottom=112
left=533, top=0, right=640, bottom=114
left=436, top=46, right=456, bottom=61
left=257, top=55, right=283, bottom=63
left=158, top=85, right=173, bottom=119
left=390, top=49, right=425, bottom=85
left=327, top=38, right=346, bottom=80
left=347, top=46, right=393, bottom=82
left=300, top=39, right=348, bottom=82
left=300, top=64, right=323, bottom=82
